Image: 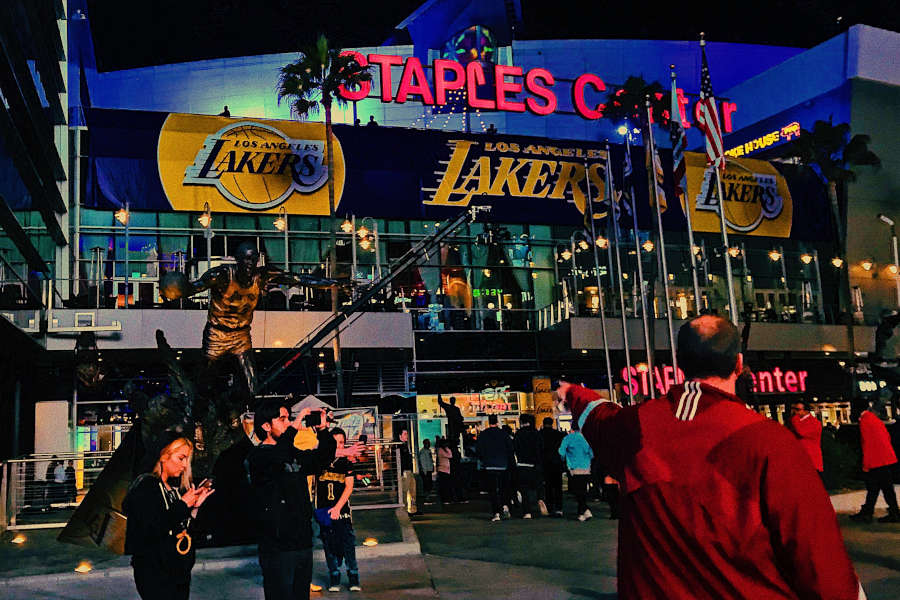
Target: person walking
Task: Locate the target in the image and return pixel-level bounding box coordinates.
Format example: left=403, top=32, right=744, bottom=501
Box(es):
left=398, top=429, right=418, bottom=515
left=559, top=424, right=594, bottom=521
left=417, top=438, right=435, bottom=498
left=557, top=315, right=863, bottom=599
left=247, top=401, right=358, bottom=600
left=540, top=417, right=566, bottom=517
left=475, top=414, right=514, bottom=521
left=316, top=428, right=362, bottom=592
left=851, top=399, right=900, bottom=523
left=513, top=413, right=543, bottom=519
left=788, top=401, right=824, bottom=480
left=436, top=438, right=453, bottom=504
left=124, top=435, right=215, bottom=600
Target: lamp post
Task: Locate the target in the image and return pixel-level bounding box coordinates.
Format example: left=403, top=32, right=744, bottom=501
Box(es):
left=114, top=202, right=129, bottom=309
left=198, top=201, right=213, bottom=273
left=878, top=214, right=900, bottom=307
left=273, top=206, right=288, bottom=270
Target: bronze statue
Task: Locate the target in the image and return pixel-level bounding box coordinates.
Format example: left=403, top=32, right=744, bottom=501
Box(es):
left=161, top=241, right=337, bottom=394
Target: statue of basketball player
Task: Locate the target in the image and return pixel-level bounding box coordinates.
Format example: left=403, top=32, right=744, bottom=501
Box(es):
left=161, top=241, right=337, bottom=395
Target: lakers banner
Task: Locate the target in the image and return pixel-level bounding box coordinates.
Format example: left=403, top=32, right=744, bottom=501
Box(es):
left=683, top=152, right=793, bottom=237
left=158, top=113, right=345, bottom=214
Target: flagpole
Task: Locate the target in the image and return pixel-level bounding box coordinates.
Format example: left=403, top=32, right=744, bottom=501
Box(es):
left=712, top=166, right=739, bottom=324
left=605, top=142, right=633, bottom=404
left=646, top=97, right=679, bottom=377
left=671, top=66, right=702, bottom=311
left=585, top=159, right=617, bottom=404
left=624, top=128, right=655, bottom=397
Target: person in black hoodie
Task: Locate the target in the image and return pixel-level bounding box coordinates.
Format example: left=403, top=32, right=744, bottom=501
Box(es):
left=124, top=434, right=215, bottom=600
left=475, top=414, right=514, bottom=521
left=247, top=400, right=359, bottom=600
left=513, top=413, right=544, bottom=519
left=540, top=417, right=566, bottom=517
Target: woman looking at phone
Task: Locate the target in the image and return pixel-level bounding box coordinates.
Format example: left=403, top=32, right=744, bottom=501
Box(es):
left=124, top=434, right=215, bottom=600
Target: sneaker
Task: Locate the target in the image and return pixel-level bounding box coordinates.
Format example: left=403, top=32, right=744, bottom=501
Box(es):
left=491, top=513, right=501, bottom=522
left=328, top=573, right=341, bottom=592
left=849, top=511, right=873, bottom=524
left=553, top=510, right=564, bottom=518
left=583, top=508, right=593, bottom=520
left=502, top=505, right=511, bottom=519
left=578, top=509, right=593, bottom=522
left=538, top=500, right=549, bottom=516
left=348, top=573, right=361, bottom=592
left=522, top=513, right=532, bottom=519
left=878, top=512, right=900, bottom=523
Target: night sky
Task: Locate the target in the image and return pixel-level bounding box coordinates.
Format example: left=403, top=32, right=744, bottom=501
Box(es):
left=86, top=0, right=899, bottom=72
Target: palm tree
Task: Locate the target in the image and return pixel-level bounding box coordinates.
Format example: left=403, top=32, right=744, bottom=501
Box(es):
left=278, top=35, right=372, bottom=406
left=782, top=120, right=880, bottom=329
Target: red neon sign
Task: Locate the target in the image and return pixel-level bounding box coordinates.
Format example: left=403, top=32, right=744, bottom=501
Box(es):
left=338, top=54, right=737, bottom=130
left=621, top=364, right=808, bottom=397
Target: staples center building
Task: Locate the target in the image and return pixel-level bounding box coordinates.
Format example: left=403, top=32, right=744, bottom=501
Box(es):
left=1, top=0, right=899, bottom=455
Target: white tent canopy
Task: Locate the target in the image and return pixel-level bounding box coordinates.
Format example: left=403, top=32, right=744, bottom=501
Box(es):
left=290, top=394, right=335, bottom=414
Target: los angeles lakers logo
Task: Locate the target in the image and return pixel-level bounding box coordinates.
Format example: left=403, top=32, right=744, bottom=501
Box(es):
left=158, top=113, right=345, bottom=215
left=184, top=122, right=328, bottom=210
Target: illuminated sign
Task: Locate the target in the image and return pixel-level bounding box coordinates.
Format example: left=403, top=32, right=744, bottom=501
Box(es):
left=425, top=139, right=607, bottom=221
left=622, top=364, right=808, bottom=396
left=683, top=152, right=793, bottom=237
left=416, top=389, right=522, bottom=416
left=158, top=113, right=345, bottom=214
left=725, top=121, right=800, bottom=158
left=337, top=52, right=737, bottom=130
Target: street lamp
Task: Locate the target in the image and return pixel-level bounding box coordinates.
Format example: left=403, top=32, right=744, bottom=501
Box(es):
left=198, top=201, right=213, bottom=273
left=878, top=213, right=900, bottom=307
left=114, top=202, right=130, bottom=309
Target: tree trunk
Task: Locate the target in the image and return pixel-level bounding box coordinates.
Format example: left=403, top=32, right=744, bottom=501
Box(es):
left=324, top=102, right=345, bottom=407
left=829, top=180, right=855, bottom=357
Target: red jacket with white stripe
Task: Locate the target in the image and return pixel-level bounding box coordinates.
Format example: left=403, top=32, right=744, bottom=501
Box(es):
left=790, top=413, right=824, bottom=472
left=859, top=410, right=898, bottom=472
left=567, top=381, right=861, bottom=600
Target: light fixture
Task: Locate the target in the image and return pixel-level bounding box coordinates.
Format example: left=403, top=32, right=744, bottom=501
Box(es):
left=800, top=253, right=813, bottom=264
left=317, top=361, right=326, bottom=371
left=74, top=561, right=92, bottom=574
left=577, top=239, right=590, bottom=251
left=273, top=206, right=287, bottom=232
left=642, top=240, right=654, bottom=253
left=831, top=257, right=844, bottom=268
left=363, top=537, right=378, bottom=547
left=861, top=259, right=874, bottom=271
left=560, top=249, right=573, bottom=261
left=745, top=274, right=753, bottom=282
left=727, top=247, right=740, bottom=258
left=616, top=125, right=628, bottom=136
left=487, top=302, right=495, bottom=309
left=635, top=362, right=649, bottom=372
left=482, top=268, right=491, bottom=277
left=595, top=236, right=609, bottom=249
left=114, top=206, right=129, bottom=225
left=340, top=218, right=353, bottom=233
left=531, top=272, right=538, bottom=279
left=707, top=273, right=714, bottom=282
left=691, top=245, right=701, bottom=256
left=889, top=264, right=899, bottom=275
left=581, top=349, right=588, bottom=354
left=768, top=250, right=781, bottom=262
left=11, top=533, right=25, bottom=544
left=359, top=237, right=372, bottom=251
left=622, top=272, right=629, bottom=279
left=198, top=202, right=212, bottom=229
left=357, top=224, right=369, bottom=239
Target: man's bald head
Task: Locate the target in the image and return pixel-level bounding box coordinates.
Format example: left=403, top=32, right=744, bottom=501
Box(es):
left=677, top=315, right=741, bottom=380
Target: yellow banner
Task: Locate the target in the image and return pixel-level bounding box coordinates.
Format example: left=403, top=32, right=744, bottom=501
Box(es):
left=158, top=113, right=345, bottom=214
left=682, top=152, right=792, bottom=237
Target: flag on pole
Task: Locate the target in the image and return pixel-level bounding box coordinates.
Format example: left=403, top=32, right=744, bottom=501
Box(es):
left=650, top=145, right=668, bottom=211
left=696, top=39, right=726, bottom=172
left=669, top=71, right=688, bottom=200
left=621, top=133, right=634, bottom=217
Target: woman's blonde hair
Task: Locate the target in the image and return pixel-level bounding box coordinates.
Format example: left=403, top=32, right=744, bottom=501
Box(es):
left=152, top=436, right=194, bottom=491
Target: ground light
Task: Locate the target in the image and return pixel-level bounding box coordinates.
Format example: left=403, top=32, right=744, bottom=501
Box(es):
left=74, top=561, right=92, bottom=574
left=363, top=537, right=378, bottom=547
left=11, top=533, right=25, bottom=544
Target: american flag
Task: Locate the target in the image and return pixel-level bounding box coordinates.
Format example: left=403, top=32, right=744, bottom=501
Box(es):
left=621, top=132, right=634, bottom=216
left=669, top=71, right=688, bottom=199
left=696, top=42, right=726, bottom=171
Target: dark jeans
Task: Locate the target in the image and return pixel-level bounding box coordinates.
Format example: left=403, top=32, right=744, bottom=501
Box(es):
left=481, top=469, right=506, bottom=515
left=132, top=557, right=190, bottom=600
left=321, top=518, right=358, bottom=576
left=861, top=464, right=899, bottom=514
left=421, top=471, right=433, bottom=495
left=517, top=465, right=541, bottom=516
left=437, top=472, right=452, bottom=503
left=569, top=474, right=591, bottom=515
left=258, top=548, right=313, bottom=600
left=544, top=468, right=563, bottom=512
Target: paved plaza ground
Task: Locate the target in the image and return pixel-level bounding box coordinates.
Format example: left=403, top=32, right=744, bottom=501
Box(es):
left=1, top=494, right=898, bottom=599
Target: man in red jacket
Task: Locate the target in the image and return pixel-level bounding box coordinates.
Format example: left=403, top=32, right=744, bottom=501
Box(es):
left=557, top=315, right=863, bottom=600
left=850, top=400, right=899, bottom=523
left=789, top=401, right=824, bottom=479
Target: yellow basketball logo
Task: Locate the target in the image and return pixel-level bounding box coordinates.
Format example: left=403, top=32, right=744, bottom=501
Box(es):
left=158, top=113, right=345, bottom=215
